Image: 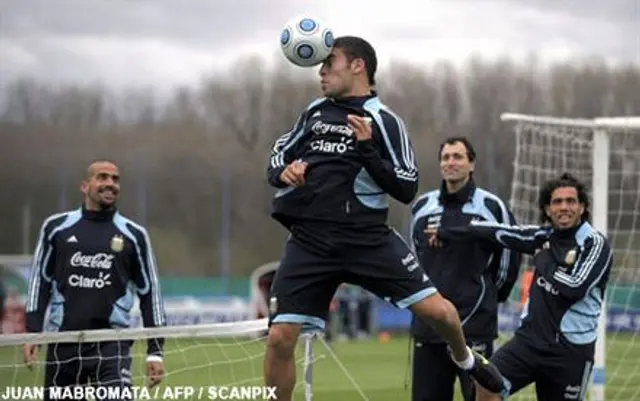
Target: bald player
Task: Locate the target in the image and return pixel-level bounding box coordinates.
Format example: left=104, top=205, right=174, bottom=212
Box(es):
left=24, top=160, right=166, bottom=401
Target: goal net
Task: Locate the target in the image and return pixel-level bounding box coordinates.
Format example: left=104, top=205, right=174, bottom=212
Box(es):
left=502, top=113, right=640, bottom=401
left=0, top=318, right=323, bottom=401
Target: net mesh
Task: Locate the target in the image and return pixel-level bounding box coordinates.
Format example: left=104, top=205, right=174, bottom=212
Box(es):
left=504, top=115, right=640, bottom=400
left=0, top=320, right=278, bottom=398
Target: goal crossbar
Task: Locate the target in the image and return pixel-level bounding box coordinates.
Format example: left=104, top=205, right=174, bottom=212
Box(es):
left=501, top=112, right=640, bottom=130
left=0, top=318, right=269, bottom=347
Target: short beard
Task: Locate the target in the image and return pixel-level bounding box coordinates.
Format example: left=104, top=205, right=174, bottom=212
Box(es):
left=92, top=194, right=116, bottom=211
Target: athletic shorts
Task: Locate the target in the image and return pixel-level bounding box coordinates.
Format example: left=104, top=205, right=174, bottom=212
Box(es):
left=44, top=341, right=133, bottom=401
left=491, top=335, right=594, bottom=401
left=268, top=230, right=437, bottom=331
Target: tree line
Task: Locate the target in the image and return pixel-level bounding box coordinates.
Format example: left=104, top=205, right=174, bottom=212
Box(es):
left=1, top=54, right=639, bottom=277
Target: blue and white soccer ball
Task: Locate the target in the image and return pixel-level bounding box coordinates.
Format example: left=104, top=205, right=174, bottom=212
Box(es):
left=280, top=15, right=334, bottom=67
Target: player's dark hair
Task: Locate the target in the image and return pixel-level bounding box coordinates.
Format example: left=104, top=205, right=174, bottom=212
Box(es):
left=333, top=36, right=377, bottom=86
left=438, top=136, right=476, bottom=162
left=538, top=172, right=591, bottom=224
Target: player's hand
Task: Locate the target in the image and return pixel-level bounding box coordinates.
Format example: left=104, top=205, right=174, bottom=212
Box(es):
left=23, top=344, right=38, bottom=370
left=424, top=227, right=441, bottom=247
left=347, top=114, right=372, bottom=141
left=145, top=360, right=164, bottom=388
left=279, top=160, right=307, bottom=187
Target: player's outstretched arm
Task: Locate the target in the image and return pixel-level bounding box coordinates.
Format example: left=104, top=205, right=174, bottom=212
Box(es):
left=24, top=218, right=58, bottom=368
left=539, top=232, right=612, bottom=301
left=489, top=207, right=523, bottom=302
left=130, top=224, right=166, bottom=387
left=348, top=112, right=418, bottom=204
left=432, top=220, right=551, bottom=255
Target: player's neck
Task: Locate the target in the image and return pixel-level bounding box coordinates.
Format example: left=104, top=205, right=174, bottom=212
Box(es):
left=445, top=177, right=470, bottom=194
left=83, top=202, right=115, bottom=213
left=342, top=82, right=371, bottom=98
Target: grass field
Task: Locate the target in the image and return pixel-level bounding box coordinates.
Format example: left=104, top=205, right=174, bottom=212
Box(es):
left=1, top=333, right=639, bottom=400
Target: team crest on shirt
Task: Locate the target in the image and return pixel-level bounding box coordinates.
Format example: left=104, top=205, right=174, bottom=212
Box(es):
left=564, top=248, right=577, bottom=266
left=110, top=235, right=124, bottom=253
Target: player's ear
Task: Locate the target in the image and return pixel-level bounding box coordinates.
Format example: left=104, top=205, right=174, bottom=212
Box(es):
left=80, top=180, right=88, bottom=195
left=351, top=58, right=365, bottom=74
left=544, top=204, right=552, bottom=220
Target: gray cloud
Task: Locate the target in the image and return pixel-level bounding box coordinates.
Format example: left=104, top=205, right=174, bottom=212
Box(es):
left=2, top=0, right=304, bottom=48
left=0, top=0, right=637, bottom=89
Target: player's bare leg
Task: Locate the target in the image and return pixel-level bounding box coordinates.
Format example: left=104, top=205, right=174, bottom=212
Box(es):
left=475, top=383, right=500, bottom=401
left=409, top=292, right=469, bottom=362
left=264, top=323, right=301, bottom=401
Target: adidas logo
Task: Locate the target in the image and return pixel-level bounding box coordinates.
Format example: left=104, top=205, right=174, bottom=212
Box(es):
left=67, top=235, right=78, bottom=243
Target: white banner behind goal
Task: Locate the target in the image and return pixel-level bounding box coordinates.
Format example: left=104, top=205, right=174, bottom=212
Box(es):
left=501, top=113, right=640, bottom=401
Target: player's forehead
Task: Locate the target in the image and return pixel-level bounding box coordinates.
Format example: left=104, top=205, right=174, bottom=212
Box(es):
left=440, top=141, right=468, bottom=157
left=327, top=46, right=347, bottom=62
left=87, top=162, right=119, bottom=178
left=550, top=186, right=578, bottom=200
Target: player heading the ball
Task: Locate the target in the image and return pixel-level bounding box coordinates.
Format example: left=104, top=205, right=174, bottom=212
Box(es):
left=265, top=24, right=508, bottom=401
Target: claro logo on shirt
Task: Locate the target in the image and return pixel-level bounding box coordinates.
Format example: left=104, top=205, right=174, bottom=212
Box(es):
left=68, top=271, right=112, bottom=289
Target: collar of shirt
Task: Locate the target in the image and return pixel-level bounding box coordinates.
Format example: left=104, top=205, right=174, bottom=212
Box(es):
left=438, top=178, right=476, bottom=206
left=81, top=204, right=117, bottom=221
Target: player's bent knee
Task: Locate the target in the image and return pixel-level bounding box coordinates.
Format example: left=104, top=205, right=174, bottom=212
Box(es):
left=409, top=292, right=453, bottom=325
left=267, top=323, right=301, bottom=358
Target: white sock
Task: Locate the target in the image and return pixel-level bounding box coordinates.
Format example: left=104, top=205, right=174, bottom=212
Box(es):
left=454, top=347, right=475, bottom=370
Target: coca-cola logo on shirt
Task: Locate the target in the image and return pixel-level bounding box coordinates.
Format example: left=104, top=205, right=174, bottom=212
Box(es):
left=70, top=252, right=114, bottom=270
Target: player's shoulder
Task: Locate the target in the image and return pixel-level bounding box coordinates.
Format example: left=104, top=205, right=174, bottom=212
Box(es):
left=304, top=97, right=329, bottom=112
left=474, top=187, right=507, bottom=205
left=412, top=189, right=440, bottom=215
left=362, top=96, right=404, bottom=124
left=41, top=208, right=82, bottom=231
left=473, top=187, right=510, bottom=213
left=577, top=222, right=611, bottom=248
left=112, top=212, right=150, bottom=238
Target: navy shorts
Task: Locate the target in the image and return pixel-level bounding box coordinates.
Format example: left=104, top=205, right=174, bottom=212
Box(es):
left=269, top=230, right=437, bottom=331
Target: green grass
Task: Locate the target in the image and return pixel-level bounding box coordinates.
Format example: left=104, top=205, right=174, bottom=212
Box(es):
left=1, top=334, right=639, bottom=400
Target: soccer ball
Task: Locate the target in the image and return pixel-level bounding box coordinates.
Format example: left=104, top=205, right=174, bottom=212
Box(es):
left=280, top=15, right=334, bottom=67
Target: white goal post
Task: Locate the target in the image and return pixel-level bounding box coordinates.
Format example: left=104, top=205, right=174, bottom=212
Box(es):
left=500, top=112, right=640, bottom=401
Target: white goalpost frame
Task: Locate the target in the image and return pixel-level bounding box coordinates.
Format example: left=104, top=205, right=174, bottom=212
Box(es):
left=501, top=112, right=640, bottom=401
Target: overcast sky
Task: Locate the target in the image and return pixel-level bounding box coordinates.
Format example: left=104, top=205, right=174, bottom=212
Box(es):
left=1, top=0, right=636, bottom=90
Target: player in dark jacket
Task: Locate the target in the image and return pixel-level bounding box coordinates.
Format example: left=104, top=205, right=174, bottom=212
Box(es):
left=263, top=36, right=507, bottom=401
left=24, top=160, right=166, bottom=400
left=410, top=137, right=521, bottom=401
left=428, top=172, right=613, bottom=401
